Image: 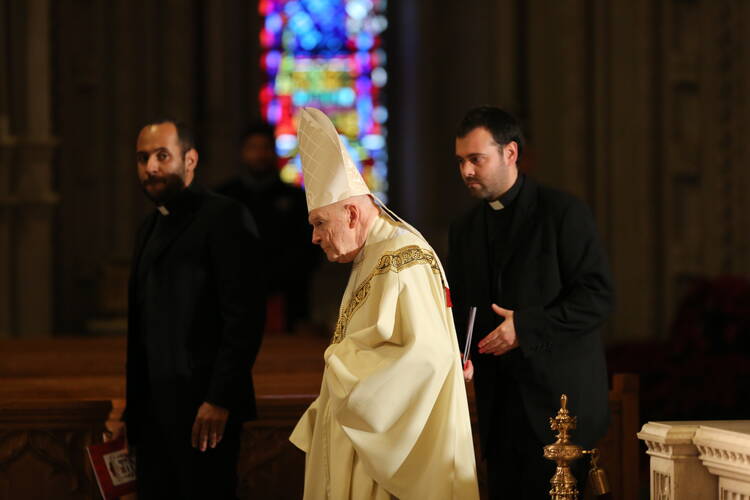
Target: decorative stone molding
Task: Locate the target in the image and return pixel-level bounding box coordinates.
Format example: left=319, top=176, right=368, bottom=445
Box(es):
left=653, top=470, right=671, bottom=500
left=694, top=422, right=750, bottom=497
left=640, top=421, right=750, bottom=500
left=719, top=477, right=750, bottom=500
left=638, top=421, right=703, bottom=459
left=638, top=421, right=718, bottom=499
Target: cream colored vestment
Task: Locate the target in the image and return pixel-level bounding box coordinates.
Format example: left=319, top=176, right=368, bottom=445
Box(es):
left=290, top=214, right=480, bottom=500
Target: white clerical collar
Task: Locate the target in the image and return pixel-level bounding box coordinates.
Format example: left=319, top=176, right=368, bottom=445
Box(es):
left=157, top=205, right=170, bottom=216
left=488, top=200, right=504, bottom=211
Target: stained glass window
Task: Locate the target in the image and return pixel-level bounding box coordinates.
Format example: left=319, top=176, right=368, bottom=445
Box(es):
left=259, top=0, right=389, bottom=201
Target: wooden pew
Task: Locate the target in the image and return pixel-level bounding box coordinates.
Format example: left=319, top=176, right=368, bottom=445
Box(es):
left=583, top=373, right=640, bottom=500
left=0, top=399, right=112, bottom=500
left=0, top=335, right=325, bottom=500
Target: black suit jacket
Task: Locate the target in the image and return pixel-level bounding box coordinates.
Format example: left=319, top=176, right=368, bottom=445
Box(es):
left=125, top=186, right=265, bottom=445
left=448, top=177, right=613, bottom=451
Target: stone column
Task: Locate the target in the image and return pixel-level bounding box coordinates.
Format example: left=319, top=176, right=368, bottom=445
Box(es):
left=0, top=115, right=14, bottom=338
left=14, top=0, right=58, bottom=337
left=0, top=0, right=58, bottom=337
left=0, top=0, right=13, bottom=338
left=638, top=421, right=717, bottom=499
left=202, top=0, right=246, bottom=188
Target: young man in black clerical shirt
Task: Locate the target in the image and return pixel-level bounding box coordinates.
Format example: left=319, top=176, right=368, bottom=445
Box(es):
left=448, top=107, right=614, bottom=499
left=121, top=119, right=265, bottom=500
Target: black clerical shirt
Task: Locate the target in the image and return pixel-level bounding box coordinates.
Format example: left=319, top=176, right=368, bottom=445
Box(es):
left=135, top=187, right=197, bottom=350
left=484, top=174, right=525, bottom=289
left=482, top=174, right=527, bottom=440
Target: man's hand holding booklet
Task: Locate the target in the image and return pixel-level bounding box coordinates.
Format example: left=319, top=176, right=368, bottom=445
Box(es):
left=86, top=430, right=136, bottom=500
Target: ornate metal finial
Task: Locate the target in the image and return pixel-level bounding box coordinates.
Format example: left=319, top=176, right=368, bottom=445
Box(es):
left=549, top=394, right=577, bottom=445
left=544, top=395, right=610, bottom=499
left=544, top=395, right=582, bottom=499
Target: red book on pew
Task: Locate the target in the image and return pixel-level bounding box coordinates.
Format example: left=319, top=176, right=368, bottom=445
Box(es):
left=86, top=434, right=136, bottom=500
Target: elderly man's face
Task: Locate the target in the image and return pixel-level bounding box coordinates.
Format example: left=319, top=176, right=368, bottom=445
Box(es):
left=308, top=203, right=358, bottom=263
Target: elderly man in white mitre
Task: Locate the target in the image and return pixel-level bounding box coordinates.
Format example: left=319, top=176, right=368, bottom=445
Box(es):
left=289, top=107, right=479, bottom=500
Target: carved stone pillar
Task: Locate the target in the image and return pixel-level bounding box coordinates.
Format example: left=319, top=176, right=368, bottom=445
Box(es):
left=0, top=0, right=58, bottom=337
left=0, top=0, right=11, bottom=338
left=638, top=421, right=717, bottom=499
left=0, top=400, right=112, bottom=500
left=0, top=117, right=14, bottom=338
left=200, top=0, right=251, bottom=188
left=15, top=137, right=58, bottom=337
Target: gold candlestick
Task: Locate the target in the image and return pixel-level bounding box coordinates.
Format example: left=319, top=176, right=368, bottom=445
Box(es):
left=544, top=394, right=583, bottom=499
left=543, top=394, right=610, bottom=499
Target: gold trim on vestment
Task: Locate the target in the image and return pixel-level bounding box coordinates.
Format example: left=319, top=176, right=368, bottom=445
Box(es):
left=331, top=245, right=441, bottom=344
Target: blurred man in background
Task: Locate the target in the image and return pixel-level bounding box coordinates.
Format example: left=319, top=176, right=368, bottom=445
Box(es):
left=218, top=122, right=318, bottom=333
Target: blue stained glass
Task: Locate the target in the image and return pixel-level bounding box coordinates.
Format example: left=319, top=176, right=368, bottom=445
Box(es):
left=356, top=32, right=374, bottom=50
left=276, top=134, right=298, bottom=153
left=373, top=105, right=388, bottom=123
left=266, top=13, right=283, bottom=33
left=355, top=51, right=371, bottom=71
left=300, top=32, right=321, bottom=50
left=307, top=0, right=333, bottom=15
left=374, top=48, right=386, bottom=65
left=362, top=134, right=384, bottom=150
left=355, top=75, right=371, bottom=94
left=373, top=149, right=388, bottom=161
left=337, top=88, right=356, bottom=106
left=284, top=1, right=302, bottom=15
left=346, top=0, right=369, bottom=20
left=357, top=96, right=372, bottom=130
left=267, top=100, right=281, bottom=124
left=282, top=31, right=296, bottom=51
left=290, top=13, right=313, bottom=33
left=374, top=161, right=387, bottom=177
left=371, top=67, right=387, bottom=87
left=260, top=0, right=388, bottom=200
left=292, top=91, right=309, bottom=106
left=325, top=37, right=344, bottom=51
left=265, top=51, right=282, bottom=73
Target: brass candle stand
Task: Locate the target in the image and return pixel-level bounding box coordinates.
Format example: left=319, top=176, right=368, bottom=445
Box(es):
left=543, top=394, right=609, bottom=499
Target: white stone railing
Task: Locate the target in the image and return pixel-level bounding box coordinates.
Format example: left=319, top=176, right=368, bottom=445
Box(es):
left=638, top=421, right=750, bottom=499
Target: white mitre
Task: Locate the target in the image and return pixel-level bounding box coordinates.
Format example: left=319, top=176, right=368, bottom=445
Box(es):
left=297, top=107, right=371, bottom=212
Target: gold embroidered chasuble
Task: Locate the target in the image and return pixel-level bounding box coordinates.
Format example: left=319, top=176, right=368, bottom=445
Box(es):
left=290, top=215, right=479, bottom=500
